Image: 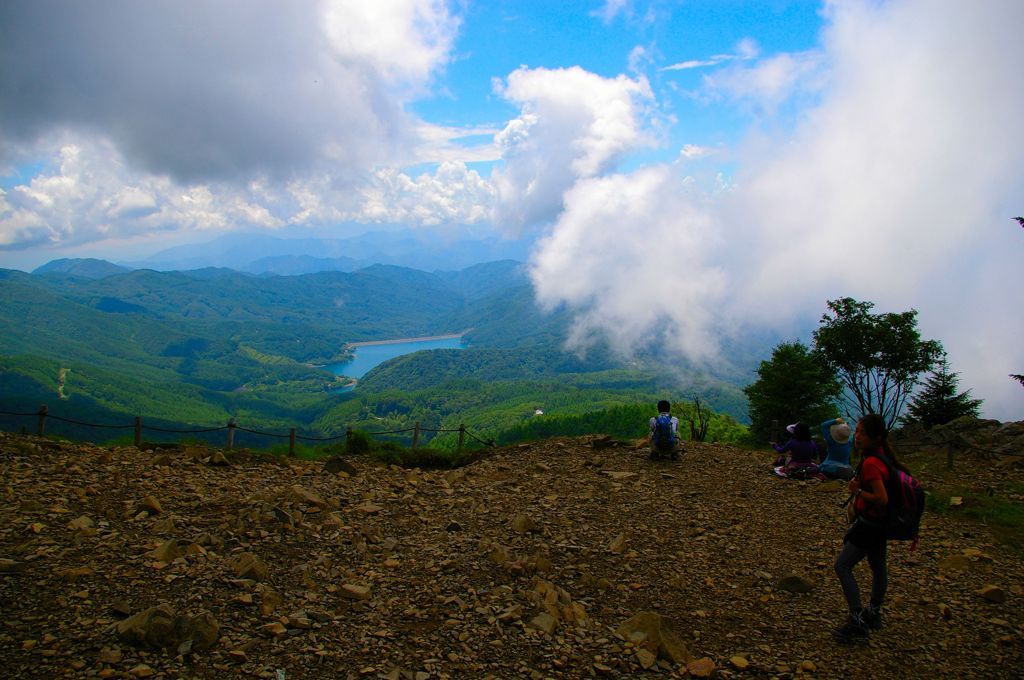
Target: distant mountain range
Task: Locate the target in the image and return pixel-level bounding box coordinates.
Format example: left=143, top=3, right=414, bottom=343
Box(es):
left=92, top=230, right=537, bottom=275
left=33, top=258, right=132, bottom=279
left=4, top=248, right=782, bottom=437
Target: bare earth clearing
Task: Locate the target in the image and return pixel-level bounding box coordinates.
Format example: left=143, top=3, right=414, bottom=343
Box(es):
left=1, top=432, right=1021, bottom=679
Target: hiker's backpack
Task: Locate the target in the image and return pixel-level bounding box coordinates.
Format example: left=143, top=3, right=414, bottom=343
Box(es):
left=864, top=452, right=925, bottom=543
left=652, top=414, right=677, bottom=451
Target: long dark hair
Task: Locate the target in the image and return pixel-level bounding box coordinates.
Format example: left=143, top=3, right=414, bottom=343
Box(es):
left=859, top=413, right=909, bottom=473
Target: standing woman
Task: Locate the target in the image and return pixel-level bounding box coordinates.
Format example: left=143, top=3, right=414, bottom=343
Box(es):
left=832, top=413, right=904, bottom=640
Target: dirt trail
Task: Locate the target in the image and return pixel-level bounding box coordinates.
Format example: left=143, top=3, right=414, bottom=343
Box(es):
left=1, top=432, right=1021, bottom=679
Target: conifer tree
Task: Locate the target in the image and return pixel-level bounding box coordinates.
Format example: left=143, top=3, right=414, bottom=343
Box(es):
left=903, top=353, right=982, bottom=428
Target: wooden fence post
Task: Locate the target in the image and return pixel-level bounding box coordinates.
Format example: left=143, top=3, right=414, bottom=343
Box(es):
left=289, top=428, right=296, bottom=457
left=134, top=416, right=142, bottom=447
left=345, top=426, right=353, bottom=454
left=457, top=424, right=466, bottom=453
left=771, top=419, right=779, bottom=443
left=37, top=405, right=47, bottom=436
left=411, top=421, right=421, bottom=452
left=226, top=418, right=236, bottom=450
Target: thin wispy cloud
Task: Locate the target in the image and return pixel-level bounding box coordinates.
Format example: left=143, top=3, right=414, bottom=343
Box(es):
left=661, top=38, right=759, bottom=71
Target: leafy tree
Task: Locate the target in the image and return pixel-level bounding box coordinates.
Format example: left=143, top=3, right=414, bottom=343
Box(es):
left=743, top=341, right=842, bottom=443
left=903, top=353, right=982, bottom=427
left=813, top=298, right=942, bottom=428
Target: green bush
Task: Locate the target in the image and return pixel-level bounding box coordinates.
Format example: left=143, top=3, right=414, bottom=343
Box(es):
left=267, top=442, right=326, bottom=460
left=346, top=429, right=372, bottom=455
left=361, top=443, right=475, bottom=469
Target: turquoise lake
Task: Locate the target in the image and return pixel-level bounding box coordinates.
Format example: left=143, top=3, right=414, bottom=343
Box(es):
left=326, top=337, right=464, bottom=380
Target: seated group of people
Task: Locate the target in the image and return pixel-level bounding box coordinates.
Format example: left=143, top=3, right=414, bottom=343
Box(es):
left=644, top=399, right=855, bottom=482
left=772, top=417, right=854, bottom=480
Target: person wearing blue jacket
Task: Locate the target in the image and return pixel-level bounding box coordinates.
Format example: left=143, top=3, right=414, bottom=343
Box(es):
left=819, top=417, right=854, bottom=479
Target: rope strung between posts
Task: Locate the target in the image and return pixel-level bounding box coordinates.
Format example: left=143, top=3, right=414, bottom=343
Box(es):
left=144, top=425, right=228, bottom=434
left=46, top=413, right=135, bottom=430
left=466, top=430, right=496, bottom=447
left=294, top=432, right=348, bottom=442
left=236, top=425, right=290, bottom=439
left=1, top=406, right=496, bottom=448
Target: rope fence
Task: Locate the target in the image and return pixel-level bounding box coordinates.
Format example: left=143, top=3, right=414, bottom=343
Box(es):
left=0, top=405, right=495, bottom=456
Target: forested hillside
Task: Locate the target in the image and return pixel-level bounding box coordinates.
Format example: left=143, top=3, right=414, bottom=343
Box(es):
left=1, top=260, right=756, bottom=446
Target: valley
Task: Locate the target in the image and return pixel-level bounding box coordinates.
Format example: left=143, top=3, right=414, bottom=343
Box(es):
left=0, top=259, right=757, bottom=450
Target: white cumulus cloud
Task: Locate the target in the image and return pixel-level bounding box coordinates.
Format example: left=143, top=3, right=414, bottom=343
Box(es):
left=490, top=66, right=655, bottom=230
left=531, top=166, right=726, bottom=362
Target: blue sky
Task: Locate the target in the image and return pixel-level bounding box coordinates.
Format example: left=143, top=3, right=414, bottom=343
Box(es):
left=1, top=1, right=1022, bottom=419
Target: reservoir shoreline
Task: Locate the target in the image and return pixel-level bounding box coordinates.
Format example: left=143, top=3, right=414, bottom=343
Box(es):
left=326, top=333, right=469, bottom=383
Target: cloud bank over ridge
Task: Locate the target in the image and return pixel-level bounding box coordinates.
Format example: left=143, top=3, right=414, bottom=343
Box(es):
left=524, top=0, right=1024, bottom=418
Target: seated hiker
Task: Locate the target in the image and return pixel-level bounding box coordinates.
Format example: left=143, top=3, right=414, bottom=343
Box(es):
left=771, top=422, right=819, bottom=475
left=819, top=417, right=855, bottom=480
left=649, top=400, right=680, bottom=460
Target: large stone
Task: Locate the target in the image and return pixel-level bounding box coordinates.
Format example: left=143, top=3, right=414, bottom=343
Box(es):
left=290, top=485, right=328, bottom=508
left=231, top=553, right=269, bottom=581
left=208, top=451, right=230, bottom=466
left=687, top=657, right=716, bottom=677
left=259, top=589, right=284, bottom=616
left=134, top=496, right=162, bottom=516
left=636, top=648, right=657, bottom=670
left=497, top=604, right=523, bottom=622
left=116, top=604, right=177, bottom=649
left=115, top=604, right=219, bottom=652
left=528, top=612, right=558, bottom=635
left=777, top=574, right=815, bottom=593
left=146, top=539, right=184, bottom=563
left=489, top=545, right=510, bottom=566
left=67, top=515, right=95, bottom=531
left=511, top=513, right=537, bottom=534
left=186, top=611, right=220, bottom=651
left=979, top=585, right=1007, bottom=603
left=616, top=612, right=691, bottom=664
left=325, top=456, right=358, bottom=476
left=608, top=533, right=627, bottom=554
left=602, top=471, right=637, bottom=481
left=340, top=584, right=372, bottom=600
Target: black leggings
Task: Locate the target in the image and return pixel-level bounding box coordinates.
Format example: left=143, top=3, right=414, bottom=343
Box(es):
left=834, top=527, right=888, bottom=612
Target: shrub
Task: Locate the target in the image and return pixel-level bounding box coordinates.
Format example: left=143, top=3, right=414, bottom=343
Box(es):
left=346, top=429, right=372, bottom=455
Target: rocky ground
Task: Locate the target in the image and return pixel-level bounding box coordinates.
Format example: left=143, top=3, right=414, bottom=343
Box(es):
left=1, top=431, right=1022, bottom=679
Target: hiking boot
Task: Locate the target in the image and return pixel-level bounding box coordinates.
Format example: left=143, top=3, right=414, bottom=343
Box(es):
left=861, top=604, right=882, bottom=630
left=831, top=611, right=868, bottom=641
